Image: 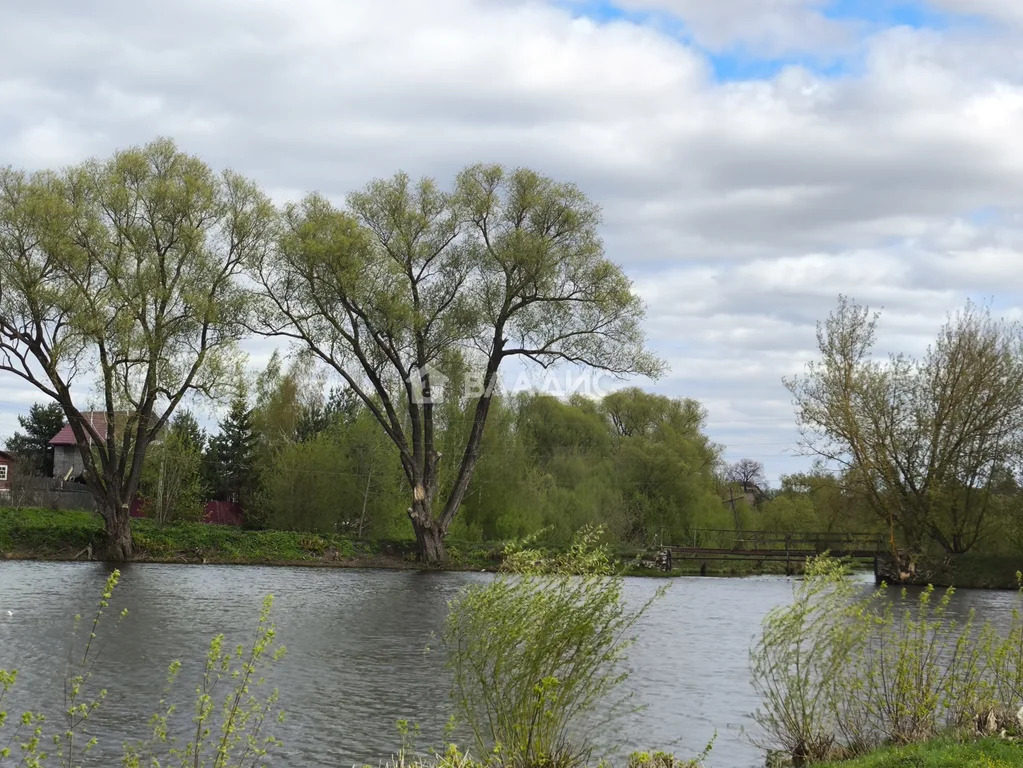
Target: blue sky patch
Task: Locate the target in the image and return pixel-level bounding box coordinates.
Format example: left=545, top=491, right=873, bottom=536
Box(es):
left=821, top=0, right=953, bottom=29
left=558, top=0, right=981, bottom=82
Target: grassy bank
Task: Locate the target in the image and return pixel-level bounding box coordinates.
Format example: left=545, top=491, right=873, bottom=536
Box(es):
left=1, top=507, right=779, bottom=575
left=0, top=507, right=504, bottom=570
left=814, top=737, right=1023, bottom=767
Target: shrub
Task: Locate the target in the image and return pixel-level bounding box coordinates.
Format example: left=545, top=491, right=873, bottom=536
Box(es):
left=750, top=556, right=863, bottom=764
left=751, top=557, right=1023, bottom=765
left=839, top=585, right=995, bottom=746
left=988, top=574, right=1023, bottom=719
left=444, top=527, right=664, bottom=768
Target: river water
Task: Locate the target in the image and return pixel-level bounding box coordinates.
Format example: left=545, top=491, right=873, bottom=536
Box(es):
left=0, top=562, right=1018, bottom=767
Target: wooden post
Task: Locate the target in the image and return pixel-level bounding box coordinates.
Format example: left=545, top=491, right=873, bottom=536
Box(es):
left=785, top=534, right=791, bottom=575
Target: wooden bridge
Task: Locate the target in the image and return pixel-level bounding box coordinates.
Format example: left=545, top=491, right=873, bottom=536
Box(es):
left=649, top=529, right=886, bottom=574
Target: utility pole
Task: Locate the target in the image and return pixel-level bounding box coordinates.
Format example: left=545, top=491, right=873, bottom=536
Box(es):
left=723, top=487, right=744, bottom=549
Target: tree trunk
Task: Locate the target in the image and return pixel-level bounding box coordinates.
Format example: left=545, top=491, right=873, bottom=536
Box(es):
left=409, top=500, right=446, bottom=563
left=103, top=506, right=134, bottom=561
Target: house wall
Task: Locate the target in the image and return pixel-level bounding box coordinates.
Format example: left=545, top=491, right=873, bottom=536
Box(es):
left=53, top=446, right=84, bottom=481
left=0, top=459, right=10, bottom=492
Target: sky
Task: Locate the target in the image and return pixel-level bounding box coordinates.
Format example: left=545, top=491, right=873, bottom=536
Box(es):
left=1, top=0, right=1023, bottom=483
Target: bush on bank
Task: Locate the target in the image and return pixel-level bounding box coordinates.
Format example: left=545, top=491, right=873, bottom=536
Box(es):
left=444, top=527, right=669, bottom=768
left=752, top=555, right=1023, bottom=765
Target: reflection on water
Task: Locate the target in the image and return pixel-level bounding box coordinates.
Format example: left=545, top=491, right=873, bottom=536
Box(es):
left=0, top=562, right=1018, bottom=767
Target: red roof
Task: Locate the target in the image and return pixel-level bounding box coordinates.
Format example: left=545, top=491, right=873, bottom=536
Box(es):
left=0, top=450, right=13, bottom=463
left=49, top=411, right=111, bottom=447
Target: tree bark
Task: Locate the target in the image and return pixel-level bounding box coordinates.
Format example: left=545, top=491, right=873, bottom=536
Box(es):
left=103, top=505, right=133, bottom=561
left=409, top=500, right=446, bottom=563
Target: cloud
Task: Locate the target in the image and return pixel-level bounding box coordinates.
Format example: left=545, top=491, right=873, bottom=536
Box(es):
left=928, top=0, right=1023, bottom=25
left=1, top=0, right=1022, bottom=483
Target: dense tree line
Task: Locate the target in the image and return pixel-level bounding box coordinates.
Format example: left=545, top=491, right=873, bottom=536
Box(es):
left=7, top=373, right=1023, bottom=557
left=163, top=354, right=733, bottom=547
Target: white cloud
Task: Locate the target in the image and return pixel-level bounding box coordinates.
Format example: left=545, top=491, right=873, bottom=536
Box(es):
left=1, top=0, right=1022, bottom=482
left=928, top=0, right=1023, bottom=25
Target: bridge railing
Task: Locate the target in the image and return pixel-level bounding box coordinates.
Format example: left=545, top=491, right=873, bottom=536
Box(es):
left=669, top=529, right=885, bottom=555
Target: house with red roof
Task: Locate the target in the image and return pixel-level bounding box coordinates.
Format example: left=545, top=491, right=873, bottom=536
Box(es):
left=49, top=411, right=115, bottom=481
left=47, top=412, right=244, bottom=526
left=0, top=450, right=14, bottom=495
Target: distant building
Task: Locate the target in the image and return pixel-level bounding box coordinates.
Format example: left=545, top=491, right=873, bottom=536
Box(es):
left=48, top=411, right=120, bottom=480
left=0, top=450, right=14, bottom=495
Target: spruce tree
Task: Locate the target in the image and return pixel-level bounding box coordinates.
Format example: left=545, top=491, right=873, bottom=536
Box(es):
left=204, top=391, right=257, bottom=505
left=5, top=402, right=66, bottom=476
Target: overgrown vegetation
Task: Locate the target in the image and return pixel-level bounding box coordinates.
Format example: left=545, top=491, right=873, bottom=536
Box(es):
left=202, top=377, right=734, bottom=551
left=444, top=528, right=667, bottom=768
left=0, top=570, right=285, bottom=767
left=751, top=555, right=1023, bottom=766
left=0, top=139, right=271, bottom=560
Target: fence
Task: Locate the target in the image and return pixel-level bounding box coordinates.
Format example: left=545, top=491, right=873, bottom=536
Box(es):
left=2, top=476, right=96, bottom=512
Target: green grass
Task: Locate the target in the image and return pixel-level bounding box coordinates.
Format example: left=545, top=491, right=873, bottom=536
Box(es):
left=131, top=520, right=360, bottom=562
left=0, top=507, right=858, bottom=576
left=0, top=506, right=104, bottom=554
left=815, top=738, right=1023, bottom=767
left=0, top=506, right=368, bottom=564
left=0, top=507, right=509, bottom=569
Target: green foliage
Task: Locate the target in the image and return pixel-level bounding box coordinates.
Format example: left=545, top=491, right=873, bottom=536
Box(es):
left=838, top=585, right=994, bottom=747
left=452, top=392, right=724, bottom=550
left=140, top=412, right=205, bottom=524
left=4, top=402, right=65, bottom=477
left=759, top=467, right=882, bottom=538
left=0, top=138, right=273, bottom=557
left=235, top=379, right=728, bottom=553
left=204, top=390, right=258, bottom=510
left=626, top=746, right=712, bottom=768
left=123, top=594, right=285, bottom=768
left=786, top=297, right=1023, bottom=556
left=255, top=409, right=406, bottom=538
left=752, top=556, right=1023, bottom=765
left=751, top=557, right=864, bottom=763
left=249, top=163, right=661, bottom=560
left=988, top=574, right=1023, bottom=717
left=445, top=527, right=664, bottom=768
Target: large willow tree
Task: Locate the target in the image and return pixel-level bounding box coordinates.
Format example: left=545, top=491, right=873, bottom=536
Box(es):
left=0, top=139, right=273, bottom=558
left=251, top=165, right=661, bottom=561
left=786, top=296, right=1023, bottom=559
